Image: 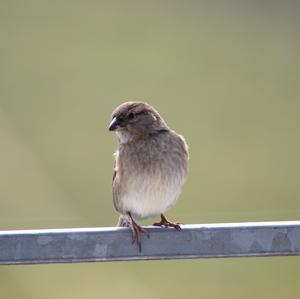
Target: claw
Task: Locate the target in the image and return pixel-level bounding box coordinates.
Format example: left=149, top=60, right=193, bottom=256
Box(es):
left=153, top=214, right=182, bottom=230
left=127, top=212, right=149, bottom=252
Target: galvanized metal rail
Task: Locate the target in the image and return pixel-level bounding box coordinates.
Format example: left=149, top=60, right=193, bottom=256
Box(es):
left=0, top=221, right=300, bottom=265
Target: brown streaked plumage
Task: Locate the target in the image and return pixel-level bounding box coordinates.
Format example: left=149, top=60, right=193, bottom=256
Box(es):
left=109, top=101, right=188, bottom=251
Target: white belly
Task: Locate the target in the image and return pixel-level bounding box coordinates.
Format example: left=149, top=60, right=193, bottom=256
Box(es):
left=119, top=171, right=185, bottom=220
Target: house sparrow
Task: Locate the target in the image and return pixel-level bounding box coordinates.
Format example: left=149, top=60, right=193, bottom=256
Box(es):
left=109, top=101, right=188, bottom=251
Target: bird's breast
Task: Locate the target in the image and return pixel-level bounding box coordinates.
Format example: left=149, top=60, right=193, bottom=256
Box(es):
left=119, top=168, right=185, bottom=219
left=115, top=136, right=188, bottom=219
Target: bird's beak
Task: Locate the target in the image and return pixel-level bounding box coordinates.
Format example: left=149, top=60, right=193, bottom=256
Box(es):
left=108, top=116, right=119, bottom=131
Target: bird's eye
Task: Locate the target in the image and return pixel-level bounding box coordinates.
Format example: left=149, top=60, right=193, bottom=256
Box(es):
left=128, top=112, right=135, bottom=119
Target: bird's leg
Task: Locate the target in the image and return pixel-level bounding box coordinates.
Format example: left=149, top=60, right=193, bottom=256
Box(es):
left=153, top=214, right=182, bottom=230
left=127, top=212, right=149, bottom=252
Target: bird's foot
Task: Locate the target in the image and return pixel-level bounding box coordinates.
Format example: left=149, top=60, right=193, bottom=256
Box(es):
left=127, top=212, right=149, bottom=252
left=153, top=214, right=182, bottom=230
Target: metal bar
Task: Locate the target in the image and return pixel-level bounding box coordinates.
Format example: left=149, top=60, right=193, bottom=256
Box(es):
left=0, top=221, right=300, bottom=265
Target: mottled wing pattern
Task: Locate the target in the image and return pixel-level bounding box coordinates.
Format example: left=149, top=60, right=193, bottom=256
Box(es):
left=112, top=154, right=121, bottom=214
left=112, top=166, right=117, bottom=184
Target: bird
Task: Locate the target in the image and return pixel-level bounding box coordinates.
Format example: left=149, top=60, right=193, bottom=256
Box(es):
left=108, top=101, right=188, bottom=251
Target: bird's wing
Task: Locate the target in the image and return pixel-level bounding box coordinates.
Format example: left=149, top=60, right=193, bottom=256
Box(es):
left=112, top=163, right=117, bottom=184
left=112, top=157, right=120, bottom=213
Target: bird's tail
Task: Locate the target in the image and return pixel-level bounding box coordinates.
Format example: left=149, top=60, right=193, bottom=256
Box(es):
left=117, top=214, right=130, bottom=227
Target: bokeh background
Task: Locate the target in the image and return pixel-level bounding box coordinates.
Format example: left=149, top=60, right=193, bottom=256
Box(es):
left=1, top=1, right=300, bottom=298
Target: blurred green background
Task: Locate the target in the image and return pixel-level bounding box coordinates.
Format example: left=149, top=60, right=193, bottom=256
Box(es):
left=1, top=1, right=300, bottom=298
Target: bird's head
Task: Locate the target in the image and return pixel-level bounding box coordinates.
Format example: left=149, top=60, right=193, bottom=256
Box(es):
left=109, top=101, right=168, bottom=143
